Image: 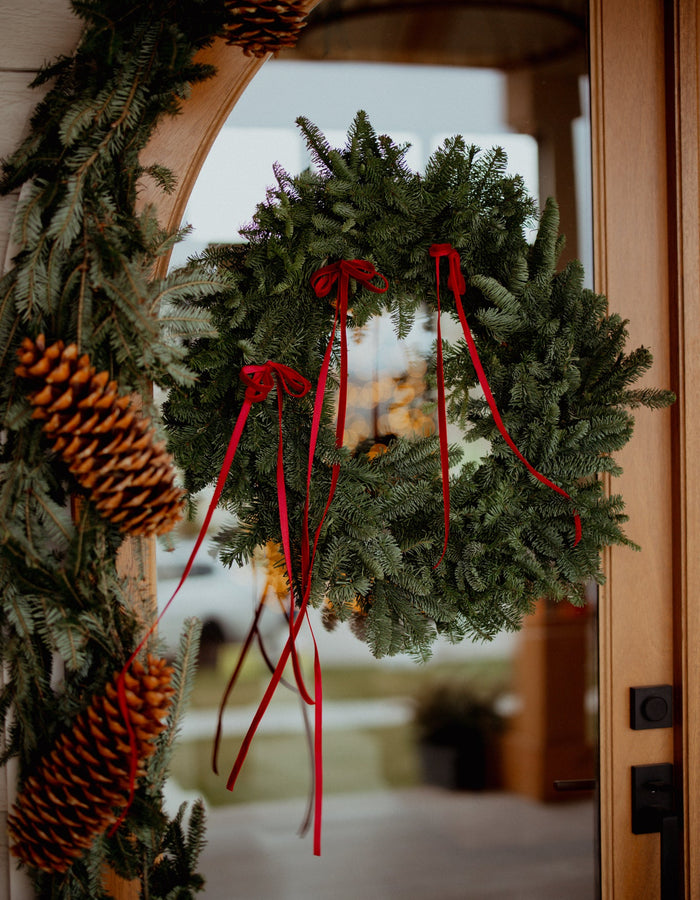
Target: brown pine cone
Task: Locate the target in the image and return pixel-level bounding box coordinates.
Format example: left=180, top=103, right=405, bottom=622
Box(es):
left=15, top=334, right=184, bottom=536
left=7, top=655, right=174, bottom=874
left=222, top=1, right=308, bottom=57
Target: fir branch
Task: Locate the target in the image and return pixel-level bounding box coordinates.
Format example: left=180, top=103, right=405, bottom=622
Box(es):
left=0, top=0, right=243, bottom=890
left=148, top=617, right=201, bottom=791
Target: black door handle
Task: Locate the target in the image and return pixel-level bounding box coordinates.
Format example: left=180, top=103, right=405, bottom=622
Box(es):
left=660, top=814, right=681, bottom=900
left=552, top=778, right=597, bottom=792
left=631, top=764, right=682, bottom=899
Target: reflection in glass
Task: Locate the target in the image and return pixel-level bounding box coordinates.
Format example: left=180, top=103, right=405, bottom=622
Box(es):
left=159, top=3, right=596, bottom=896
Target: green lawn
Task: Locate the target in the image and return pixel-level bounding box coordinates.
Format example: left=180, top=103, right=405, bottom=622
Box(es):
left=170, top=726, right=419, bottom=807
left=187, top=650, right=511, bottom=709
left=169, top=647, right=511, bottom=807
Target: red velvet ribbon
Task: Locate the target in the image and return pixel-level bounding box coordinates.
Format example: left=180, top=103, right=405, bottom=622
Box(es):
left=429, top=243, right=582, bottom=547
left=225, top=260, right=389, bottom=856
left=110, top=361, right=310, bottom=837
left=302, top=260, right=389, bottom=582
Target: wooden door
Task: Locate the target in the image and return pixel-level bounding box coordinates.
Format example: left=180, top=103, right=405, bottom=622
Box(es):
left=2, top=0, right=699, bottom=895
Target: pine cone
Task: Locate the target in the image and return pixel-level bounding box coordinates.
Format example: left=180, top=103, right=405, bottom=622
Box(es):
left=15, top=335, right=184, bottom=536
left=321, top=596, right=370, bottom=642
left=222, top=1, right=308, bottom=57
left=7, top=655, right=174, bottom=874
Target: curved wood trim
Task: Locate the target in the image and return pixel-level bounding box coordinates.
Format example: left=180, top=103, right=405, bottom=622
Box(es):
left=140, top=0, right=323, bottom=270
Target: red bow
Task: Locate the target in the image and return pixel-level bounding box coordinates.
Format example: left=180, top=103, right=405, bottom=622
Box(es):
left=310, top=258, right=389, bottom=300
left=240, top=361, right=310, bottom=402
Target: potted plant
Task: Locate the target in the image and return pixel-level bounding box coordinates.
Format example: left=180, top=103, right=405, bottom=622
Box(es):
left=413, top=679, right=505, bottom=791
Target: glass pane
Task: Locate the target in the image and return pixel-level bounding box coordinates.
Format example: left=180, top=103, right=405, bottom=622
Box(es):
left=159, top=3, right=596, bottom=896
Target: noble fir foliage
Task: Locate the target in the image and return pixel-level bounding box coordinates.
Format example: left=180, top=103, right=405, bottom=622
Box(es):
left=0, top=0, right=238, bottom=894
left=164, top=113, right=674, bottom=659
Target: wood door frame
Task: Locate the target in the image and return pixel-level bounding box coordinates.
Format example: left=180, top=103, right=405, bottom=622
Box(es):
left=591, top=0, right=699, bottom=894
left=665, top=0, right=700, bottom=893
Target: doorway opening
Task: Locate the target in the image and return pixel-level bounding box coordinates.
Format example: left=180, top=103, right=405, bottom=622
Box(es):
left=158, top=4, right=597, bottom=895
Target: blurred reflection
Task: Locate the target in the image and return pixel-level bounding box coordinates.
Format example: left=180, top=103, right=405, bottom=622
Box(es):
left=345, top=308, right=435, bottom=448
left=158, top=1, right=596, bottom=896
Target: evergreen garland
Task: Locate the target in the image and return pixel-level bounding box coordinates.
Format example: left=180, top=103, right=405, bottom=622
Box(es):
left=163, top=113, right=674, bottom=659
left=0, top=0, right=276, bottom=893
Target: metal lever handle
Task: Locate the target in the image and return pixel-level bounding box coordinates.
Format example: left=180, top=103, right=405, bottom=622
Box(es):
left=553, top=778, right=596, bottom=792
left=631, top=765, right=682, bottom=900
left=660, top=814, right=680, bottom=900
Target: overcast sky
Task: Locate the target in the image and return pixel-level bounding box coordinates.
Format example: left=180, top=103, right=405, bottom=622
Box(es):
left=170, top=60, right=546, bottom=266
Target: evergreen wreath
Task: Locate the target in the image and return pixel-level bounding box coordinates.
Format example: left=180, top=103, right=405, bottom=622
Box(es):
left=164, top=113, right=674, bottom=659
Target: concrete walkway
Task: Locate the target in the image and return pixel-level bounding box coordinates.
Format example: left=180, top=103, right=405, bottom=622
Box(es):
left=196, top=788, right=596, bottom=899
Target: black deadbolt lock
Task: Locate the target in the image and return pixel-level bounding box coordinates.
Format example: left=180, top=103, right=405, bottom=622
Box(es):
left=630, top=685, right=673, bottom=730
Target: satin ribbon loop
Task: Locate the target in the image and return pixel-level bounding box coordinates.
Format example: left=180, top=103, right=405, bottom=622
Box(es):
left=310, top=258, right=389, bottom=300
left=240, top=364, right=275, bottom=402
left=430, top=243, right=466, bottom=296
left=309, top=263, right=340, bottom=299
left=268, top=361, right=312, bottom=399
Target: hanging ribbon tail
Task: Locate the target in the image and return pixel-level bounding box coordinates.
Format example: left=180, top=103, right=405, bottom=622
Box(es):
left=300, top=302, right=339, bottom=586
left=430, top=249, right=452, bottom=568
left=429, top=243, right=582, bottom=548
left=311, top=620, right=323, bottom=856
left=224, top=585, right=323, bottom=853
left=253, top=608, right=317, bottom=840
left=212, top=598, right=266, bottom=776
left=307, top=259, right=389, bottom=481
left=225, top=593, right=310, bottom=790
left=112, top=678, right=139, bottom=837
left=216, top=581, right=317, bottom=841
left=110, top=361, right=310, bottom=836
left=273, top=380, right=314, bottom=706
left=305, top=258, right=390, bottom=568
